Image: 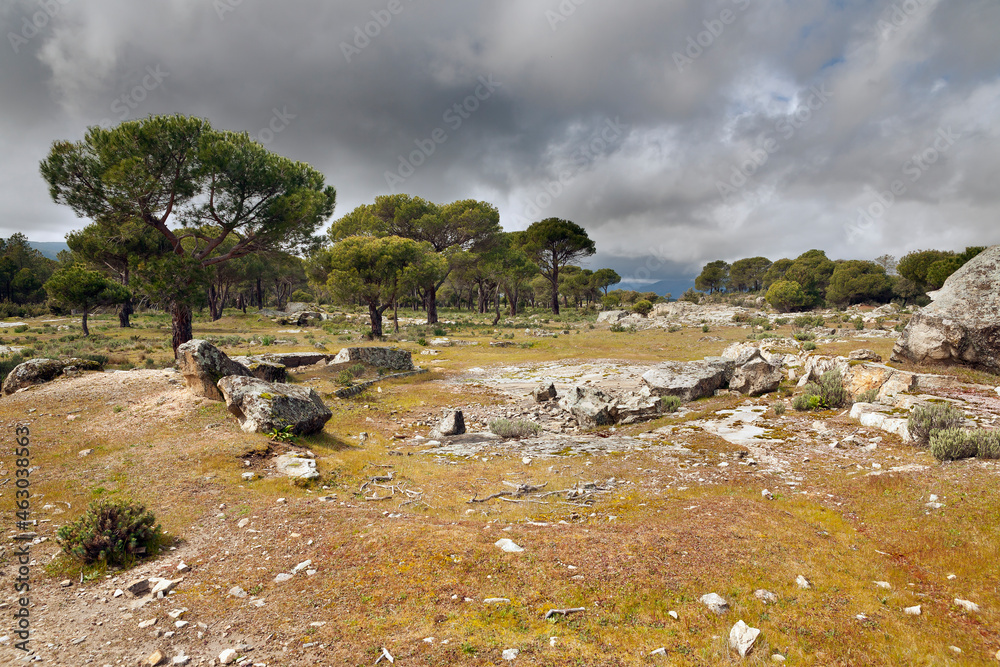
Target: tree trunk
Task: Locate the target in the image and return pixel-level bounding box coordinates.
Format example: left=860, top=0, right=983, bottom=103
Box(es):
left=171, top=301, right=193, bottom=356
left=426, top=283, right=439, bottom=324
left=118, top=296, right=133, bottom=328
left=81, top=309, right=90, bottom=337
left=550, top=276, right=560, bottom=314
left=393, top=299, right=399, bottom=333
left=492, top=285, right=501, bottom=326
left=255, top=277, right=263, bottom=309
left=368, top=302, right=384, bottom=338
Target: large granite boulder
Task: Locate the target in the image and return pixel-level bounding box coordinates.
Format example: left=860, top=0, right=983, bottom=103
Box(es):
left=728, top=350, right=783, bottom=396
left=1, top=357, right=102, bottom=395
left=641, top=359, right=734, bottom=402
left=596, top=310, right=627, bottom=323
left=892, top=245, right=1000, bottom=373
left=229, top=357, right=287, bottom=382
left=559, top=386, right=618, bottom=427
left=216, top=376, right=331, bottom=435
left=333, top=347, right=413, bottom=371
left=176, top=340, right=253, bottom=401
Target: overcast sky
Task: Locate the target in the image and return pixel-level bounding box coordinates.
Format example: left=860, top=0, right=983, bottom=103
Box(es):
left=1, top=0, right=998, bottom=283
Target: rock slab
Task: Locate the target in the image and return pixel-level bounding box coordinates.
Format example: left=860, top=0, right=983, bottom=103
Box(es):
left=176, top=340, right=253, bottom=401
left=333, top=347, right=414, bottom=371
left=217, top=376, right=332, bottom=435
left=1, top=357, right=102, bottom=395
left=892, top=245, right=1000, bottom=373
left=642, top=359, right=734, bottom=402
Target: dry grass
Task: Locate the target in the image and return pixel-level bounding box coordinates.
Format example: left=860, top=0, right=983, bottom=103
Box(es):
left=1, top=308, right=998, bottom=665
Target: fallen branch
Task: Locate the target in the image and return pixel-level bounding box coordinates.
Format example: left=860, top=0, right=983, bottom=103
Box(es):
left=498, top=497, right=550, bottom=505
left=360, top=471, right=395, bottom=493
left=545, top=607, right=586, bottom=620
left=468, top=491, right=513, bottom=504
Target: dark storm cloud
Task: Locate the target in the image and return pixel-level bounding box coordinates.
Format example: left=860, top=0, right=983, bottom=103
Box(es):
left=1, top=0, right=998, bottom=275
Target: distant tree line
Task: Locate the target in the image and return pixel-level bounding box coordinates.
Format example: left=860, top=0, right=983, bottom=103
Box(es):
left=693, top=247, right=985, bottom=312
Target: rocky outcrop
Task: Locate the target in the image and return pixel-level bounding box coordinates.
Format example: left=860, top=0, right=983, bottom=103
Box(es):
left=229, top=357, right=287, bottom=383
left=596, top=310, right=627, bottom=323
left=892, top=245, right=1000, bottom=373
left=848, top=348, right=882, bottom=362
left=559, top=386, right=617, bottom=427
left=333, top=347, right=414, bottom=371
left=217, top=376, right=332, bottom=435
left=176, top=340, right=253, bottom=401
left=434, top=409, right=466, bottom=436
left=728, top=350, right=783, bottom=396
left=1, top=357, right=102, bottom=395
left=275, top=453, right=319, bottom=480
left=532, top=383, right=557, bottom=402
left=641, top=359, right=734, bottom=402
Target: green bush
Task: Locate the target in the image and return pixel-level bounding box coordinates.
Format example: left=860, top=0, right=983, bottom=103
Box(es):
left=773, top=402, right=786, bottom=416
left=793, top=332, right=815, bottom=342
left=56, top=498, right=162, bottom=567
left=972, top=429, right=1000, bottom=459
left=610, top=322, right=637, bottom=333
left=793, top=368, right=848, bottom=411
left=701, top=324, right=710, bottom=333
left=417, top=338, right=428, bottom=346
left=856, top=387, right=879, bottom=403
left=348, top=363, right=365, bottom=378
left=260, top=335, right=275, bottom=346
left=668, top=325, right=682, bottom=333
left=0, top=353, right=25, bottom=383
left=802, top=342, right=817, bottom=351
left=930, top=428, right=979, bottom=461
left=290, top=289, right=313, bottom=303
left=908, top=402, right=964, bottom=447
left=853, top=316, right=865, bottom=330
left=661, top=395, right=682, bottom=413
left=632, top=300, right=653, bottom=317
left=336, top=370, right=354, bottom=386
left=488, top=418, right=541, bottom=439
left=432, top=327, right=447, bottom=337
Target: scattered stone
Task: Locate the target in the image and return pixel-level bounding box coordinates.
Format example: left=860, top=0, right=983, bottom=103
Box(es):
left=228, top=358, right=287, bottom=383
left=532, top=383, right=557, bottom=402
left=729, top=620, right=761, bottom=657
left=241, top=472, right=256, bottom=481
left=494, top=538, right=524, bottom=553
left=60, top=579, right=73, bottom=588
left=171, top=656, right=190, bottom=666
left=849, top=348, right=882, bottom=362
left=274, top=573, right=293, bottom=583
left=275, top=454, right=319, bottom=480
left=954, top=598, right=980, bottom=613
left=874, top=581, right=891, bottom=589
left=904, top=605, right=921, bottom=615
left=772, top=654, right=786, bottom=662
left=217, top=375, right=332, bottom=435
left=596, top=310, right=627, bottom=323
left=176, top=562, right=190, bottom=573
left=218, top=648, right=238, bottom=665
left=761, top=489, right=773, bottom=500
left=700, top=593, right=730, bottom=615
left=502, top=648, right=519, bottom=661
left=754, top=589, right=778, bottom=604
left=668, top=610, right=679, bottom=620
left=435, top=409, right=466, bottom=436
left=228, top=586, right=247, bottom=598
left=145, top=650, right=165, bottom=666
left=138, top=618, right=157, bottom=629
left=127, top=578, right=152, bottom=596
left=291, top=559, right=312, bottom=574
left=649, top=647, right=667, bottom=656
left=78, top=449, right=93, bottom=457
left=1, top=357, right=102, bottom=395
left=796, top=575, right=812, bottom=589
left=333, top=347, right=414, bottom=371
left=558, top=385, right=617, bottom=427
left=483, top=598, right=511, bottom=604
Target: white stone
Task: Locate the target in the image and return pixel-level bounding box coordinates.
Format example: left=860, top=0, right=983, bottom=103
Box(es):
left=729, top=620, right=761, bottom=657
left=171, top=656, right=190, bottom=666
left=649, top=647, right=667, bottom=656
left=494, top=538, right=524, bottom=553
left=668, top=610, right=679, bottom=620
left=796, top=575, right=811, bottom=589
left=954, top=598, right=980, bottom=613
left=228, top=586, right=247, bottom=598
left=700, top=593, right=729, bottom=615
left=237, top=518, right=250, bottom=528
left=274, top=573, right=293, bottom=583
left=874, top=581, right=891, bottom=589
left=291, top=559, right=312, bottom=574
left=904, top=605, right=921, bottom=615
left=754, top=589, right=778, bottom=604
left=502, top=648, right=519, bottom=661
left=218, top=648, right=238, bottom=665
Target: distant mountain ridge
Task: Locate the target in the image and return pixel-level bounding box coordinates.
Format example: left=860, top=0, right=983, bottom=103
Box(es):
left=28, top=241, right=70, bottom=260
left=614, top=278, right=694, bottom=298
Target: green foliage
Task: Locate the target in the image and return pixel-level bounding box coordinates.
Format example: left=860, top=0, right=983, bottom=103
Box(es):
left=609, top=322, right=637, bottom=333
left=44, top=264, right=129, bottom=335
left=908, top=402, right=965, bottom=447
left=0, top=353, right=25, bottom=384
left=521, top=218, right=596, bottom=314
left=348, top=363, right=365, bottom=377
left=336, top=370, right=354, bottom=386
left=794, top=369, right=848, bottom=411
left=488, top=418, right=541, bottom=439
left=290, top=289, right=313, bottom=303
left=793, top=332, right=815, bottom=342
left=897, top=249, right=953, bottom=291
left=416, top=338, right=428, bottom=346
left=728, top=256, right=772, bottom=292
left=766, top=280, right=806, bottom=312
left=660, top=395, right=682, bottom=413
left=972, top=429, right=1000, bottom=459
left=432, top=327, right=447, bottom=337
left=680, top=288, right=700, bottom=304
left=631, top=299, right=653, bottom=316
left=762, top=258, right=794, bottom=287
left=592, top=268, right=621, bottom=295
left=701, top=324, right=710, bottom=333
left=856, top=388, right=879, bottom=403
left=930, top=428, right=979, bottom=461
left=260, top=335, right=275, bottom=346
left=826, top=260, right=893, bottom=307
left=853, top=316, right=865, bottom=330
left=56, top=498, right=162, bottom=567
left=783, top=249, right=835, bottom=307
left=695, top=260, right=730, bottom=294
left=773, top=402, right=786, bottom=416
left=266, top=425, right=296, bottom=443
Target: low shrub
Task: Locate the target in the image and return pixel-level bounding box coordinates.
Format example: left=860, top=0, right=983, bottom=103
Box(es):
left=668, top=325, right=682, bottom=333
left=488, top=418, right=541, bottom=439
left=793, top=369, right=848, bottom=411
left=56, top=498, right=162, bottom=567
left=661, top=395, right=682, bottom=413
left=336, top=370, right=354, bottom=386
left=348, top=363, right=365, bottom=378
left=930, top=428, right=979, bottom=461
left=432, top=327, right=447, bottom=337
left=908, top=402, right=964, bottom=447
left=773, top=402, right=786, bottom=416
left=972, top=429, right=1000, bottom=459
left=701, top=324, right=710, bottom=333
left=802, top=342, right=817, bottom=351
left=856, top=387, right=879, bottom=403
left=610, top=322, right=637, bottom=333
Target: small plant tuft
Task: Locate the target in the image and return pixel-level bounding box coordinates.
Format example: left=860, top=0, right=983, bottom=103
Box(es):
left=793, top=369, right=847, bottom=411
left=56, top=498, right=162, bottom=567
left=773, top=402, right=786, bottom=416
left=660, top=395, right=682, bottom=413
left=488, top=418, right=541, bottom=439
left=348, top=363, right=365, bottom=378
